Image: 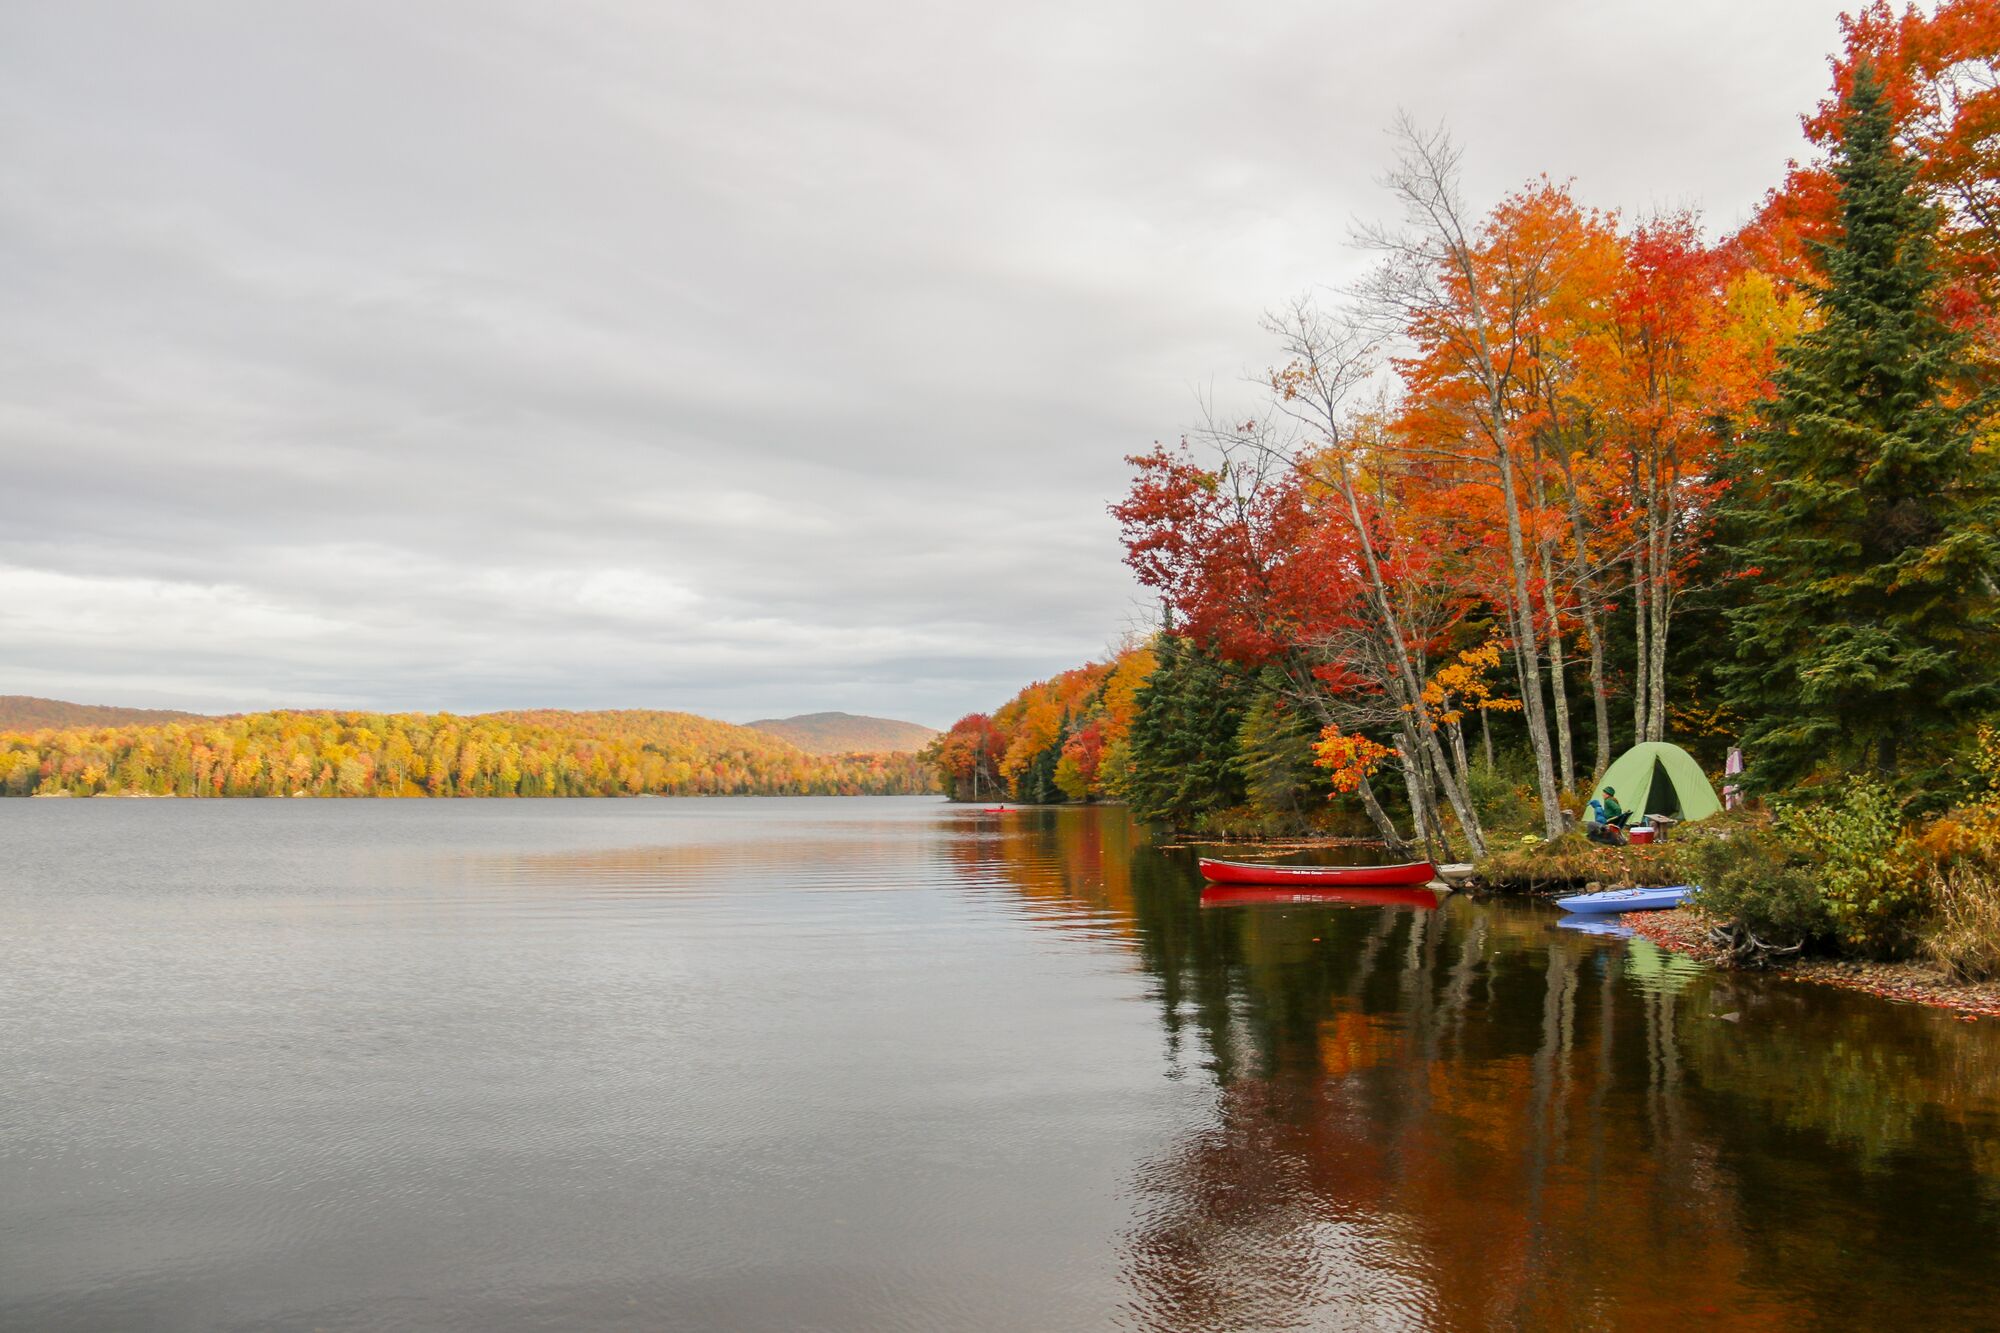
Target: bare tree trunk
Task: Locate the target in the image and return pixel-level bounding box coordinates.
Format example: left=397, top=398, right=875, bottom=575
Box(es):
left=1529, top=441, right=1576, bottom=794
left=1547, top=634, right=1575, bottom=793
left=1398, top=742, right=1430, bottom=851
left=1396, top=736, right=1448, bottom=864
left=1646, top=455, right=1675, bottom=742
left=1538, top=545, right=1575, bottom=792
left=1495, top=447, right=1566, bottom=838
left=1648, top=569, right=1671, bottom=741
left=1553, top=446, right=1614, bottom=775
left=1481, top=706, right=1495, bottom=772
left=1257, top=299, right=1485, bottom=858
left=1331, top=460, right=1488, bottom=856
left=1354, top=771, right=1411, bottom=853
left=1359, top=115, right=1564, bottom=839
left=1447, top=718, right=1472, bottom=796
left=1631, top=449, right=1652, bottom=745
left=1583, top=611, right=1611, bottom=778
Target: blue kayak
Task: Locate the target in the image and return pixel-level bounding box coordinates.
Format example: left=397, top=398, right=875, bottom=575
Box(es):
left=1554, top=885, right=1694, bottom=915
left=1556, top=913, right=1637, bottom=938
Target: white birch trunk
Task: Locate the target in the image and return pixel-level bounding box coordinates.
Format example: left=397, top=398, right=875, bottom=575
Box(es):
left=1395, top=735, right=1448, bottom=865
left=1538, top=544, right=1575, bottom=792
left=1354, top=771, right=1412, bottom=853
left=1327, top=458, right=1488, bottom=857
left=1554, top=448, right=1613, bottom=778
left=1631, top=448, right=1653, bottom=746
left=1493, top=441, right=1566, bottom=839
left=1646, top=444, right=1677, bottom=742
left=1584, top=611, right=1611, bottom=779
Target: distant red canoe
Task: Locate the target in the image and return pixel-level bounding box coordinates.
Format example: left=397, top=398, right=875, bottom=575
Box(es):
left=1197, top=857, right=1437, bottom=888
left=1199, top=885, right=1441, bottom=911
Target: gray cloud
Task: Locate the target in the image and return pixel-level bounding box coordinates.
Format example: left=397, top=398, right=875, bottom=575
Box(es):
left=0, top=0, right=1852, bottom=726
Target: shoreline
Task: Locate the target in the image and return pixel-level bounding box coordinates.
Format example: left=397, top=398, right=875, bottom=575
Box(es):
left=1625, top=907, right=2000, bottom=1022
left=15, top=789, right=946, bottom=801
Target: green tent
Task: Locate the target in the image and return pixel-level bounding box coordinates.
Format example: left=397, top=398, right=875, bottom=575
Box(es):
left=1594, top=741, right=1723, bottom=822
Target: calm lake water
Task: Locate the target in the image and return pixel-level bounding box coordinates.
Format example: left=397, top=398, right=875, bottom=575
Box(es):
left=5, top=797, right=2000, bottom=1330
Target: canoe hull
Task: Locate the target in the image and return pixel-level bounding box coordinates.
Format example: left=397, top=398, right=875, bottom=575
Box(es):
left=1554, top=885, right=1694, bottom=914
left=1197, top=858, right=1438, bottom=888
left=1200, top=885, right=1440, bottom=911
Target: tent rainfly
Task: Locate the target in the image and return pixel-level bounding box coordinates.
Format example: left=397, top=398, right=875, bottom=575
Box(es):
left=1594, top=741, right=1723, bottom=823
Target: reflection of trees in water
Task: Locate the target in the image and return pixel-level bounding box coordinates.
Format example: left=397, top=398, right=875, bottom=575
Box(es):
left=1117, top=898, right=1775, bottom=1329
left=471, top=826, right=938, bottom=891
left=946, top=806, right=1139, bottom=921
left=964, top=809, right=2000, bottom=1329
left=1674, top=976, right=2000, bottom=1325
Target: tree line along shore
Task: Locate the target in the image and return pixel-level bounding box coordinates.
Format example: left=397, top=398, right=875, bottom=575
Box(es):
left=3, top=709, right=936, bottom=799
left=925, top=6, right=2000, bottom=985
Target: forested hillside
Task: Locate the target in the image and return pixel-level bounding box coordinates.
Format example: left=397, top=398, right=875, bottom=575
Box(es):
left=0, top=696, right=206, bottom=732
left=1, top=708, right=936, bottom=797
left=746, top=712, right=938, bottom=754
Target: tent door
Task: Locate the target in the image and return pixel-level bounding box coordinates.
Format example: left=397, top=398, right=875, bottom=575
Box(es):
left=1645, top=758, right=1681, bottom=819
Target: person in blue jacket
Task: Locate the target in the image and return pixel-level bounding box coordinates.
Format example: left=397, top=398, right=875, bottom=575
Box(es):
left=1585, top=787, right=1632, bottom=845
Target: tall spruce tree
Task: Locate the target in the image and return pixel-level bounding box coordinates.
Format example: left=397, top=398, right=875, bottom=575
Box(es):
left=1720, top=63, right=2000, bottom=790
left=1123, top=636, right=1246, bottom=827
left=1234, top=673, right=1318, bottom=817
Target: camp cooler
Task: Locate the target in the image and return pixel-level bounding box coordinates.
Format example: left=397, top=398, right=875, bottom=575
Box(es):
left=1629, top=815, right=1677, bottom=845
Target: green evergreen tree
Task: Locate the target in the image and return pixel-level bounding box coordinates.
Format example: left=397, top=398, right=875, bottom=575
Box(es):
left=1234, top=673, right=1318, bottom=817
left=1024, top=737, right=1062, bottom=805
left=1720, top=63, right=2000, bottom=790
left=1124, top=636, right=1247, bottom=827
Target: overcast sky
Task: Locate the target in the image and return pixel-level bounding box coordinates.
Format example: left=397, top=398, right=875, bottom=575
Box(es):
left=0, top=0, right=1858, bottom=727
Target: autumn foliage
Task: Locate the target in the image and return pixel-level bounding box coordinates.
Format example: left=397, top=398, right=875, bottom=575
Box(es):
left=952, top=6, right=2000, bottom=859
left=1310, top=727, right=1392, bottom=796
left=1, top=710, right=937, bottom=798
left=924, top=644, right=1157, bottom=803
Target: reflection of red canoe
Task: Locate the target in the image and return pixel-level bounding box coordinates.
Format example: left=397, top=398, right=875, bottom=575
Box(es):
left=1199, top=885, right=1440, bottom=911
left=1197, top=857, right=1436, bottom=887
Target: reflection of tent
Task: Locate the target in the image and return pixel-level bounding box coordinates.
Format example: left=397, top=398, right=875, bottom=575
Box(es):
left=1595, top=742, right=1723, bottom=822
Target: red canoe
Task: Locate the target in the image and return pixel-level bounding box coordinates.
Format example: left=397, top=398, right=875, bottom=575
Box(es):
left=1197, top=857, right=1437, bottom=887
left=1199, top=885, right=1441, bottom=911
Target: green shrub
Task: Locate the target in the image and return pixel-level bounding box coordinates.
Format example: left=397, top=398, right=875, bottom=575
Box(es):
left=1793, top=782, right=1923, bottom=953
left=1465, top=761, right=1536, bottom=836
left=1686, top=825, right=1831, bottom=951
left=1686, top=784, right=1923, bottom=957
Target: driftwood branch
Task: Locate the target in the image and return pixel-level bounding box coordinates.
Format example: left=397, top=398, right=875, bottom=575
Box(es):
left=1706, top=920, right=1805, bottom=969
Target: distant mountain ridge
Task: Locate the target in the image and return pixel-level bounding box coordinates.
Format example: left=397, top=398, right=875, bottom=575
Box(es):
left=0, top=695, right=208, bottom=732
left=746, top=711, right=938, bottom=755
